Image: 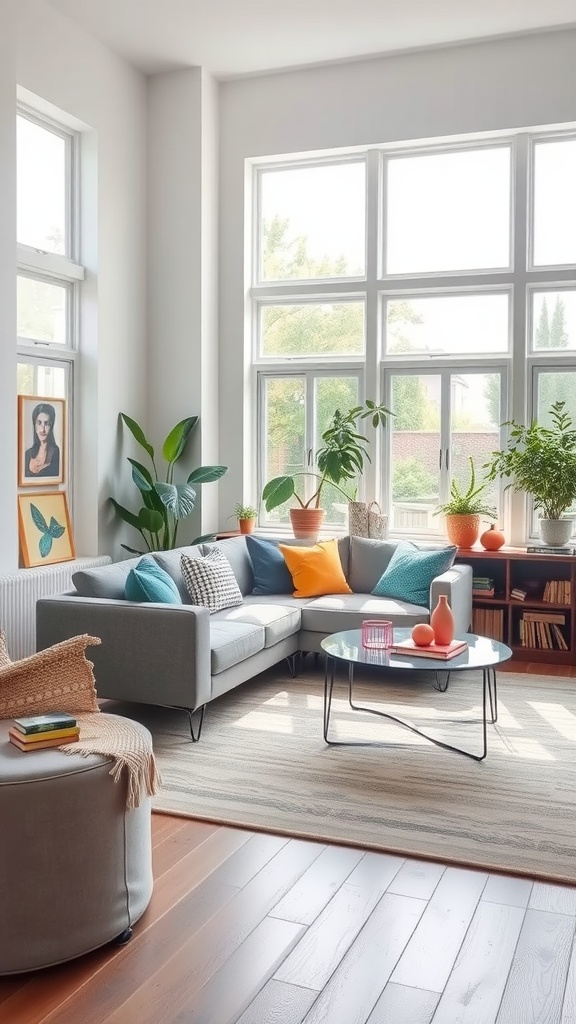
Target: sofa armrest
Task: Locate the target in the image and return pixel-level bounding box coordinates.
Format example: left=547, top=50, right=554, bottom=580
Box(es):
left=429, top=563, right=473, bottom=636
left=36, top=596, right=211, bottom=711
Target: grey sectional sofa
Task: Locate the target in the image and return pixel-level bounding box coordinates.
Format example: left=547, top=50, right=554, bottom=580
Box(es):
left=36, top=535, right=472, bottom=739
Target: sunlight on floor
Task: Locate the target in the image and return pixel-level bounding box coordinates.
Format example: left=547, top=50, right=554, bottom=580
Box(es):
left=234, top=710, right=294, bottom=733
left=494, top=734, right=555, bottom=760
left=529, top=702, right=576, bottom=742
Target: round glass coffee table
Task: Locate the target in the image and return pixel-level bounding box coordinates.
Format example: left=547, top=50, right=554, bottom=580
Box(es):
left=320, top=628, right=512, bottom=761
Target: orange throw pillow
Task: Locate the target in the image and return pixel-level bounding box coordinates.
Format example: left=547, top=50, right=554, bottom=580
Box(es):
left=279, top=539, right=352, bottom=598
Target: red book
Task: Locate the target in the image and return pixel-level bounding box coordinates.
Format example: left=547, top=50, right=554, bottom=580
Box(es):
left=389, top=638, right=468, bottom=660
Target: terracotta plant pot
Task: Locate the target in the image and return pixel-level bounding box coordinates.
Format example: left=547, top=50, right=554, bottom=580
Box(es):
left=289, top=507, right=325, bottom=541
left=444, top=513, right=481, bottom=549
left=238, top=517, right=256, bottom=535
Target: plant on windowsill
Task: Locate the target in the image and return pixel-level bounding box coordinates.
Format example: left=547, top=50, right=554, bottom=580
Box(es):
left=262, top=400, right=392, bottom=540
left=229, top=503, right=258, bottom=535
left=110, top=414, right=227, bottom=553
left=484, top=401, right=576, bottom=547
left=434, top=456, right=497, bottom=548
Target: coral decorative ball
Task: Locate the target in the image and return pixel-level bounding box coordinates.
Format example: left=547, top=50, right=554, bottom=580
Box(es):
left=411, top=623, right=435, bottom=647
left=480, top=524, right=505, bottom=550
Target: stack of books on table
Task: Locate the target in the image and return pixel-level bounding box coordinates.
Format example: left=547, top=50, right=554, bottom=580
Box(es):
left=389, top=638, right=468, bottom=661
left=472, top=576, right=495, bottom=598
left=8, top=712, right=80, bottom=752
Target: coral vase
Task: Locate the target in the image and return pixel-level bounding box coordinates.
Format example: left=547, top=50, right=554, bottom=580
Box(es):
left=480, top=524, right=505, bottom=550
left=430, top=594, right=455, bottom=645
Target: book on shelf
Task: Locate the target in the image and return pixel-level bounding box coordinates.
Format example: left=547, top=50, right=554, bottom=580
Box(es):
left=9, top=732, right=80, bottom=752
left=472, top=577, right=494, bottom=587
left=473, top=589, right=495, bottom=598
left=542, top=580, right=571, bottom=604
left=472, top=606, right=504, bottom=642
left=510, top=588, right=527, bottom=601
left=519, top=614, right=569, bottom=651
left=526, top=546, right=576, bottom=555
left=9, top=726, right=80, bottom=744
left=12, top=712, right=77, bottom=735
left=389, top=638, right=468, bottom=660
left=522, top=610, right=566, bottom=624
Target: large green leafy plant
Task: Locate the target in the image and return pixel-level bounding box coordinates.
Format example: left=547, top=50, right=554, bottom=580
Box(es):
left=484, top=401, right=576, bottom=520
left=110, top=414, right=227, bottom=553
left=262, top=401, right=391, bottom=513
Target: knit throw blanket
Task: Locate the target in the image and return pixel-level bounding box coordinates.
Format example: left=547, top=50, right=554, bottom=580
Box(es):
left=59, top=712, right=162, bottom=810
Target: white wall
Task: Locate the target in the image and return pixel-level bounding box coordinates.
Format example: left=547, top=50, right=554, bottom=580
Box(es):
left=218, top=28, right=576, bottom=521
left=147, top=68, right=220, bottom=543
left=0, top=0, right=148, bottom=569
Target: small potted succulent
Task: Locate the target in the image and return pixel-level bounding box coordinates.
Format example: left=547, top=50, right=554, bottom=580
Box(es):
left=434, top=457, right=496, bottom=548
left=233, top=503, right=258, bottom=535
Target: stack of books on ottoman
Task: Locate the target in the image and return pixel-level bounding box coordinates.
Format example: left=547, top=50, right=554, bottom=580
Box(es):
left=8, top=712, right=80, bottom=752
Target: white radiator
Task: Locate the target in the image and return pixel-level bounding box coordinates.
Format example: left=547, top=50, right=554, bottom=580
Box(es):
left=0, top=556, right=111, bottom=660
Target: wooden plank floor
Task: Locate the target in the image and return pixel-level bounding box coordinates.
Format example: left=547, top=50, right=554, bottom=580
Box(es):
left=2, top=812, right=576, bottom=1024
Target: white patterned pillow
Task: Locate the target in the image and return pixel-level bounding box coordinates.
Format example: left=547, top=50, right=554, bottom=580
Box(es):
left=180, top=548, right=243, bottom=613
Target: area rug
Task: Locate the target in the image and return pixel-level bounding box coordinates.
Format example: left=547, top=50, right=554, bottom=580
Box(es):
left=105, top=664, right=576, bottom=884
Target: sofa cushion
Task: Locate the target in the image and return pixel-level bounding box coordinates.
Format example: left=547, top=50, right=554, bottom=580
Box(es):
left=181, top=548, right=243, bottom=613
left=245, top=535, right=294, bottom=596
left=348, top=537, right=399, bottom=593
left=211, top=601, right=301, bottom=648
left=125, top=555, right=181, bottom=604
left=279, top=539, right=352, bottom=599
left=209, top=621, right=265, bottom=674
left=152, top=544, right=205, bottom=603
left=202, top=538, right=254, bottom=596
left=372, top=541, right=457, bottom=606
left=73, top=558, right=140, bottom=599
left=301, top=594, right=429, bottom=634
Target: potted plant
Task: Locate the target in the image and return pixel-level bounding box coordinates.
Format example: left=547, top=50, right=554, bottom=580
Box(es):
left=262, top=400, right=391, bottom=539
left=434, top=457, right=496, bottom=548
left=110, top=413, right=227, bottom=553
left=232, top=503, right=258, bottom=535
left=485, top=401, right=576, bottom=547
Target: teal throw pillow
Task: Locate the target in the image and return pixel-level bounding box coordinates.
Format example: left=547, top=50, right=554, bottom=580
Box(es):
left=125, top=555, right=182, bottom=604
left=372, top=542, right=457, bottom=606
left=246, top=535, right=293, bottom=596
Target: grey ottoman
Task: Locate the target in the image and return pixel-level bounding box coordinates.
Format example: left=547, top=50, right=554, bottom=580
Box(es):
left=0, top=717, right=153, bottom=975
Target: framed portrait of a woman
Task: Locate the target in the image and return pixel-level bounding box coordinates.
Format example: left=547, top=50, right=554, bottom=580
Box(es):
left=18, top=395, right=65, bottom=487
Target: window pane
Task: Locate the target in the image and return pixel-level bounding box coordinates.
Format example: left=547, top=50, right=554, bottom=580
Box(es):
left=262, top=377, right=305, bottom=526
left=17, top=276, right=68, bottom=345
left=17, top=362, right=68, bottom=398
left=17, top=116, right=67, bottom=255
left=386, top=148, right=511, bottom=274
left=536, top=371, right=576, bottom=428
left=533, top=139, right=576, bottom=267
left=390, top=374, right=440, bottom=532
left=531, top=290, right=576, bottom=351
left=449, top=372, right=501, bottom=513
left=315, top=376, right=360, bottom=527
left=259, top=162, right=366, bottom=281
left=261, top=302, right=364, bottom=357
left=385, top=294, right=509, bottom=356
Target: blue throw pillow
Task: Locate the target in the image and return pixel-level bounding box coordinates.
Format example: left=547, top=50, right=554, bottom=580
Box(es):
left=372, top=542, right=457, bottom=606
left=245, top=535, right=294, bottom=596
left=125, top=555, right=182, bottom=604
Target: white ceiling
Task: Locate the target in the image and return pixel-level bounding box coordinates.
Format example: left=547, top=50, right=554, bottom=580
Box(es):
left=44, top=0, right=576, bottom=79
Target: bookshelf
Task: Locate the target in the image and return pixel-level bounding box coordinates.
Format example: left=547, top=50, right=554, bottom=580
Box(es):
left=455, top=546, right=576, bottom=665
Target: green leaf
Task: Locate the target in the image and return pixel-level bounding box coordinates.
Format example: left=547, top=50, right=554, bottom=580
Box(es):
left=262, top=476, right=295, bottom=512
left=109, top=498, right=141, bottom=530
left=30, top=503, right=49, bottom=534
left=128, top=458, right=153, bottom=493
left=47, top=517, right=66, bottom=539
left=138, top=507, right=165, bottom=533
left=120, top=413, right=154, bottom=460
left=39, top=533, right=53, bottom=557
left=162, top=417, right=198, bottom=465
left=187, top=465, right=227, bottom=484
left=156, top=482, right=197, bottom=520
left=192, top=532, right=217, bottom=544
left=121, top=544, right=146, bottom=555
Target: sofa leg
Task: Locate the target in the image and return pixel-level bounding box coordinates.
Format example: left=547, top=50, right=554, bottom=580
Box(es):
left=183, top=705, right=205, bottom=741
left=285, top=654, right=300, bottom=678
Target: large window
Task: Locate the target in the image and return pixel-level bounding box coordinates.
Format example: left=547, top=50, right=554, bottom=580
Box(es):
left=252, top=130, right=576, bottom=539
left=17, top=107, right=84, bottom=504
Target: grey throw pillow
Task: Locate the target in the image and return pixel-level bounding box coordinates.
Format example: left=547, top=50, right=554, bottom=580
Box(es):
left=180, top=548, right=243, bottom=613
